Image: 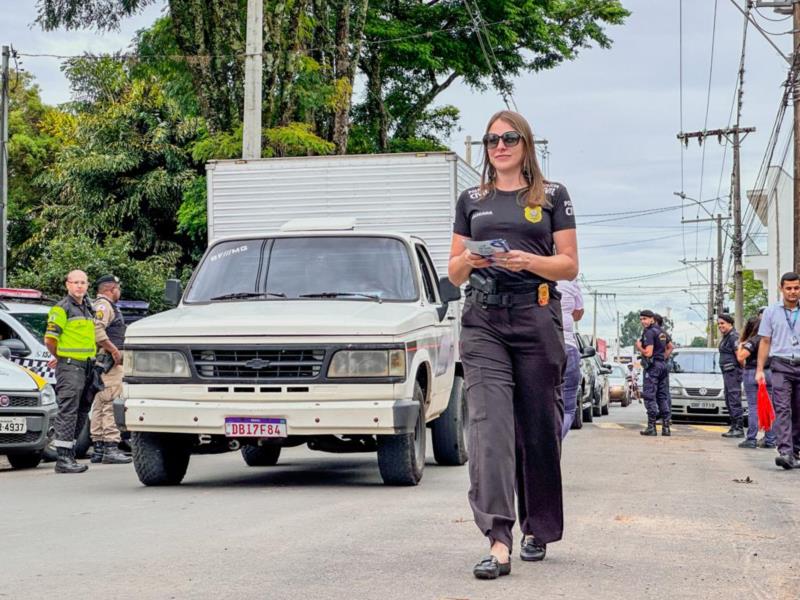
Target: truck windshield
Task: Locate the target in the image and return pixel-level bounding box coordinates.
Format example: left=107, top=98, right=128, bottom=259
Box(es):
left=671, top=352, right=718, bottom=374
left=185, top=236, right=418, bottom=303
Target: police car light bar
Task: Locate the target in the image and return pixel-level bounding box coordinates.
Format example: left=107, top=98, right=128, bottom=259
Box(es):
left=0, top=288, right=43, bottom=299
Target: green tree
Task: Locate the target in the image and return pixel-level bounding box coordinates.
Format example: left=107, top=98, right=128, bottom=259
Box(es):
left=619, top=310, right=642, bottom=347
left=727, top=270, right=768, bottom=322
left=690, top=336, right=707, bottom=348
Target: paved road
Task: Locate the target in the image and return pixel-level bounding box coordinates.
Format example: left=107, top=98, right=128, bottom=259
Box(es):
left=2, top=404, right=798, bottom=600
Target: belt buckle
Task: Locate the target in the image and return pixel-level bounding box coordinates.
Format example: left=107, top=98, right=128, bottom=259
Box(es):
left=499, top=294, right=512, bottom=308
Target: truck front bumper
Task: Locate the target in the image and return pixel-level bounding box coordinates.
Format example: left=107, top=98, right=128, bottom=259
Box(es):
left=115, top=397, right=419, bottom=435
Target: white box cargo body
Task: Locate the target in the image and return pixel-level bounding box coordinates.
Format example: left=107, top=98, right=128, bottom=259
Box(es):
left=206, top=152, right=480, bottom=277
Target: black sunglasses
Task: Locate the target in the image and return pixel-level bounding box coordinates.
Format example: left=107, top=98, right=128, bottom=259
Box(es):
left=482, top=131, right=522, bottom=149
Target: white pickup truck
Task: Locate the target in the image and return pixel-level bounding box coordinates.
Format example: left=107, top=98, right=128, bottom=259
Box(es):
left=117, top=152, right=479, bottom=486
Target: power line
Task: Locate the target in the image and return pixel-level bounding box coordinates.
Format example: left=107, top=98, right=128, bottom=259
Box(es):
left=580, top=232, right=685, bottom=250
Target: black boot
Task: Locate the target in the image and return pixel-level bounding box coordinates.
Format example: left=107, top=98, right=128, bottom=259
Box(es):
left=640, top=419, right=658, bottom=436
left=54, top=446, right=88, bottom=474
left=722, top=419, right=744, bottom=438
left=90, top=440, right=105, bottom=463
left=102, top=441, right=132, bottom=464
left=661, top=419, right=671, bottom=437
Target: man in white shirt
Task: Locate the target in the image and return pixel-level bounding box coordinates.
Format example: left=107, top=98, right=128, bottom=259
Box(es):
left=557, top=279, right=584, bottom=438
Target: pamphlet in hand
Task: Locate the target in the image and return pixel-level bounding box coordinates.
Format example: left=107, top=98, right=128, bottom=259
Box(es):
left=464, top=239, right=510, bottom=258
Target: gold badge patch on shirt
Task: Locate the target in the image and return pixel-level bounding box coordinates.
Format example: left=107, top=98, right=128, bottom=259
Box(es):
left=96, top=309, right=104, bottom=320
left=524, top=206, right=542, bottom=223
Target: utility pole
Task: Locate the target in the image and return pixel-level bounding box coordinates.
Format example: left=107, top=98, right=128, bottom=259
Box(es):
left=678, top=127, right=754, bottom=331
left=681, top=214, right=728, bottom=321
left=684, top=258, right=715, bottom=345
left=0, top=45, right=9, bottom=287
left=242, top=0, right=263, bottom=159
left=589, top=291, right=616, bottom=347
left=795, top=1, right=800, bottom=272
left=616, top=311, right=621, bottom=359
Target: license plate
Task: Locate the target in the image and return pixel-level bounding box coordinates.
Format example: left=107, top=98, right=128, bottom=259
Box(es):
left=0, top=417, right=27, bottom=434
left=224, top=417, right=287, bottom=438
left=690, top=402, right=716, bottom=409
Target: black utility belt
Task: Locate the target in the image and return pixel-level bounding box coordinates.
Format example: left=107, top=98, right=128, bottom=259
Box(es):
left=773, top=356, right=800, bottom=367
left=58, top=357, right=91, bottom=367
left=467, top=288, right=552, bottom=308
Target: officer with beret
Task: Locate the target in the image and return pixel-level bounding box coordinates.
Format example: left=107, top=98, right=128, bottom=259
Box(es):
left=717, top=313, right=744, bottom=438
left=636, top=309, right=671, bottom=436
left=90, top=275, right=131, bottom=464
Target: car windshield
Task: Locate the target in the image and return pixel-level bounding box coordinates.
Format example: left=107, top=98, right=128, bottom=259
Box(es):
left=13, top=312, right=48, bottom=340
left=185, top=236, right=418, bottom=303
left=610, top=366, right=627, bottom=379
left=671, top=352, right=718, bottom=374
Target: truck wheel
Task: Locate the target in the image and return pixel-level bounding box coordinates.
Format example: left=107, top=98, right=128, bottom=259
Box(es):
left=432, top=375, right=468, bottom=466
left=131, top=432, right=191, bottom=486
left=75, top=419, right=91, bottom=459
left=241, top=445, right=281, bottom=467
left=571, top=395, right=584, bottom=430
left=7, top=451, right=43, bottom=469
left=377, top=382, right=426, bottom=486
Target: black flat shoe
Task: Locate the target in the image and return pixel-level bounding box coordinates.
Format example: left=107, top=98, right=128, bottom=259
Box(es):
left=520, top=536, right=547, bottom=562
left=473, top=555, right=511, bottom=579
left=775, top=454, right=797, bottom=470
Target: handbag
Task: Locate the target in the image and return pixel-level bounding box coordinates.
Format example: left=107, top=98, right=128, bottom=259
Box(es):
left=757, top=380, right=775, bottom=431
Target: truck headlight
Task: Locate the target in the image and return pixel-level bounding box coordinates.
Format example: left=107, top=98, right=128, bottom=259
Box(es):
left=328, top=349, right=405, bottom=378
left=40, top=384, right=57, bottom=406
left=123, top=350, right=190, bottom=378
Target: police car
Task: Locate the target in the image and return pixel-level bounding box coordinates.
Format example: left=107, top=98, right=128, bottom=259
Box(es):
left=0, top=353, right=58, bottom=469
left=0, top=288, right=56, bottom=384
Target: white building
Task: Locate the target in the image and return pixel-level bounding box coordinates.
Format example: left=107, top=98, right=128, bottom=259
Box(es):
left=744, top=166, right=794, bottom=302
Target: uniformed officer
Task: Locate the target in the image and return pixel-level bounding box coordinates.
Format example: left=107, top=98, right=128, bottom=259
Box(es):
left=756, top=272, right=800, bottom=469
left=636, top=310, right=670, bottom=436
left=44, top=269, right=96, bottom=473
left=717, top=314, right=744, bottom=438
left=654, top=313, right=674, bottom=418
left=448, top=110, right=578, bottom=579
left=89, top=275, right=132, bottom=465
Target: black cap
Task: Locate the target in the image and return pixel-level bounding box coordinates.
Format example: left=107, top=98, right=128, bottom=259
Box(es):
left=718, top=313, right=734, bottom=325
left=639, top=309, right=655, bottom=318
left=95, top=275, right=120, bottom=288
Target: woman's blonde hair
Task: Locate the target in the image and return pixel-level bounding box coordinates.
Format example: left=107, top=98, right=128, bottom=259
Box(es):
left=479, top=110, right=547, bottom=208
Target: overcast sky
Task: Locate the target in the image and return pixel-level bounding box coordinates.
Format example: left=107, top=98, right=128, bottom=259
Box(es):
left=1, top=0, right=794, bottom=345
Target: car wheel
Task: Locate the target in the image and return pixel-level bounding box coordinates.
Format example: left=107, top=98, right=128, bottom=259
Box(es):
left=601, top=398, right=610, bottom=416
left=241, top=445, right=281, bottom=467
left=7, top=451, right=43, bottom=470
left=583, top=399, right=594, bottom=423
left=377, top=382, right=426, bottom=486
left=571, top=395, right=584, bottom=430
left=432, top=375, right=468, bottom=466
left=592, top=391, right=601, bottom=417
left=621, top=394, right=631, bottom=408
left=131, top=432, right=192, bottom=486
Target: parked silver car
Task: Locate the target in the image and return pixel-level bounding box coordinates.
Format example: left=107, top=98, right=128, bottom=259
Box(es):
left=668, top=348, right=747, bottom=422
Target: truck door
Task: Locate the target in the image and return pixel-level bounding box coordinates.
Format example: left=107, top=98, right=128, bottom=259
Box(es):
left=414, top=244, right=456, bottom=414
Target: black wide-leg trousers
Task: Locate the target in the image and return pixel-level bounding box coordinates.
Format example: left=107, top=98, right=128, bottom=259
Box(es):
left=460, top=296, right=566, bottom=550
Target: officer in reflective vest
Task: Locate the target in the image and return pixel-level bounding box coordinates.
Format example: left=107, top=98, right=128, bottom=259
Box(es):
left=90, top=275, right=131, bottom=465
left=44, top=270, right=96, bottom=473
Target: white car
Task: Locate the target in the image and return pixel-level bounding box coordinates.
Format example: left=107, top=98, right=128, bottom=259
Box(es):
left=0, top=354, right=58, bottom=469
left=668, top=348, right=747, bottom=422
left=0, top=288, right=56, bottom=383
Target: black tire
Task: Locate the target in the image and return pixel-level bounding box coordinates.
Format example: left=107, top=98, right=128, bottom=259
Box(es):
left=7, top=451, right=43, bottom=469
left=74, top=419, right=91, bottom=459
left=592, top=389, right=602, bottom=417
left=432, top=375, right=468, bottom=466
left=241, top=445, right=281, bottom=467
left=621, top=394, right=631, bottom=408
left=377, top=382, right=426, bottom=486
left=571, top=394, right=584, bottom=430
left=583, top=400, right=594, bottom=423
left=131, top=432, right=191, bottom=486
left=601, top=398, right=610, bottom=416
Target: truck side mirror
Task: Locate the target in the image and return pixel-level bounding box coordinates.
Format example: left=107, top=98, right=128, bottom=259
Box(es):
left=438, top=277, right=461, bottom=303
left=164, top=279, right=183, bottom=307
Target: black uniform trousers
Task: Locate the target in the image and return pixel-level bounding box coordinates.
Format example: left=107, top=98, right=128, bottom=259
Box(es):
left=770, top=359, right=800, bottom=457
left=460, top=296, right=565, bottom=550
left=642, top=361, right=670, bottom=422
left=721, top=367, right=744, bottom=423
left=53, top=360, right=90, bottom=448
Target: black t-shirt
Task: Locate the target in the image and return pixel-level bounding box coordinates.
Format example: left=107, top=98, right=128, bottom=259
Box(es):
left=453, top=182, right=575, bottom=285
left=718, top=330, right=739, bottom=367
left=741, top=335, right=768, bottom=369
left=641, top=325, right=667, bottom=362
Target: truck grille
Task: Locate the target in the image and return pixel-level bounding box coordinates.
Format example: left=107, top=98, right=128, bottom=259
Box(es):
left=0, top=394, right=39, bottom=407
left=0, top=431, right=41, bottom=444
left=191, top=348, right=326, bottom=380
left=685, top=387, right=721, bottom=398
